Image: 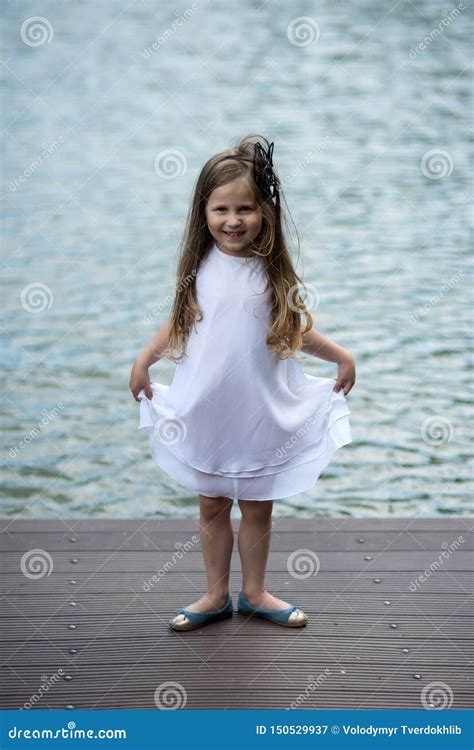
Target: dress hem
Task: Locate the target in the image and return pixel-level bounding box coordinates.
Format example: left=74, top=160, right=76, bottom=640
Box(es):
left=140, top=419, right=352, bottom=501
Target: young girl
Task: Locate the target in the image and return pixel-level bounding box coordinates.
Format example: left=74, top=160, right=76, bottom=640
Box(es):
left=129, top=134, right=355, bottom=631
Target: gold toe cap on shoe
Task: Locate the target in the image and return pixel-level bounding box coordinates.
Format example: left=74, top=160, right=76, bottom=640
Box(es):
left=169, top=614, right=194, bottom=631
left=287, top=609, right=309, bottom=627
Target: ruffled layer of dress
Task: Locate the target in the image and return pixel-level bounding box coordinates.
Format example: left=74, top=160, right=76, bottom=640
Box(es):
left=138, top=373, right=352, bottom=501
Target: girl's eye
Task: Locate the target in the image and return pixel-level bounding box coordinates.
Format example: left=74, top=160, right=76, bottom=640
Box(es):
left=213, top=207, right=253, bottom=212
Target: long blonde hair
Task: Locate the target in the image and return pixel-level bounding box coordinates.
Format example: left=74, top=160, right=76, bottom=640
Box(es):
left=164, top=133, right=313, bottom=363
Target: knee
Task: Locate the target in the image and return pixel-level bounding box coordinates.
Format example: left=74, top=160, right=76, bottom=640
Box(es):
left=199, top=495, right=233, bottom=521
left=238, top=499, right=273, bottom=523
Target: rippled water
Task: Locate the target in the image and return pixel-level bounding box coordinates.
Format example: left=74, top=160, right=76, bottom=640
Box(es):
left=1, top=0, right=472, bottom=517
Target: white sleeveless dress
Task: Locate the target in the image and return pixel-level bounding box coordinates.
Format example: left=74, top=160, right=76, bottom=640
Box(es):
left=138, top=241, right=352, bottom=501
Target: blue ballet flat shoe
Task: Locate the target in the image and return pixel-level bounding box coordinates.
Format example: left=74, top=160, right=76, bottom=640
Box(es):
left=237, top=591, right=309, bottom=627
left=169, top=593, right=233, bottom=631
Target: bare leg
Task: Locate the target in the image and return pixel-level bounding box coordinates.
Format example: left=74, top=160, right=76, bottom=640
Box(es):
left=237, top=499, right=292, bottom=610
left=183, top=495, right=234, bottom=613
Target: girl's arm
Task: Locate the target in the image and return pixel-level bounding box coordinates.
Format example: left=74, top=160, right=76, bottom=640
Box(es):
left=129, top=320, right=172, bottom=401
left=301, top=328, right=350, bottom=363
left=301, top=328, right=356, bottom=395
left=136, top=319, right=172, bottom=368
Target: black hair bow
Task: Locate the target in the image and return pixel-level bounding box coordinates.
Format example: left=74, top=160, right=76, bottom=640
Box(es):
left=253, top=141, right=278, bottom=202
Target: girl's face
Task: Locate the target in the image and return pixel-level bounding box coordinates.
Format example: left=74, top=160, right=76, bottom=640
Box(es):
left=205, top=176, right=263, bottom=255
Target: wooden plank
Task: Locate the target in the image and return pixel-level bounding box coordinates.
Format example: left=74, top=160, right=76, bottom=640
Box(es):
left=1, top=691, right=472, bottom=710
left=0, top=613, right=470, bottom=640
left=1, top=593, right=471, bottom=617
left=1, top=517, right=472, bottom=533
left=1, top=530, right=472, bottom=552
left=1, top=664, right=472, bottom=710
left=1, top=550, right=472, bottom=572
left=2, top=571, right=472, bottom=594
left=1, top=636, right=471, bottom=666
left=2, top=663, right=470, bottom=692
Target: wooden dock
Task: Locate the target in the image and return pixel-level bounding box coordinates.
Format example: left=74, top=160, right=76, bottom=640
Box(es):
left=0, top=517, right=472, bottom=710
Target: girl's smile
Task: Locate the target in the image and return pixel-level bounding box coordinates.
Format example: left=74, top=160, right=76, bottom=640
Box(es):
left=205, top=176, right=262, bottom=256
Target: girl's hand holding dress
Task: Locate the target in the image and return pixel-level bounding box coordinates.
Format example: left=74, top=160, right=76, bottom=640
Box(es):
left=333, top=354, right=356, bottom=396
left=130, top=321, right=171, bottom=401
left=129, top=359, right=153, bottom=402
left=300, top=328, right=356, bottom=397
